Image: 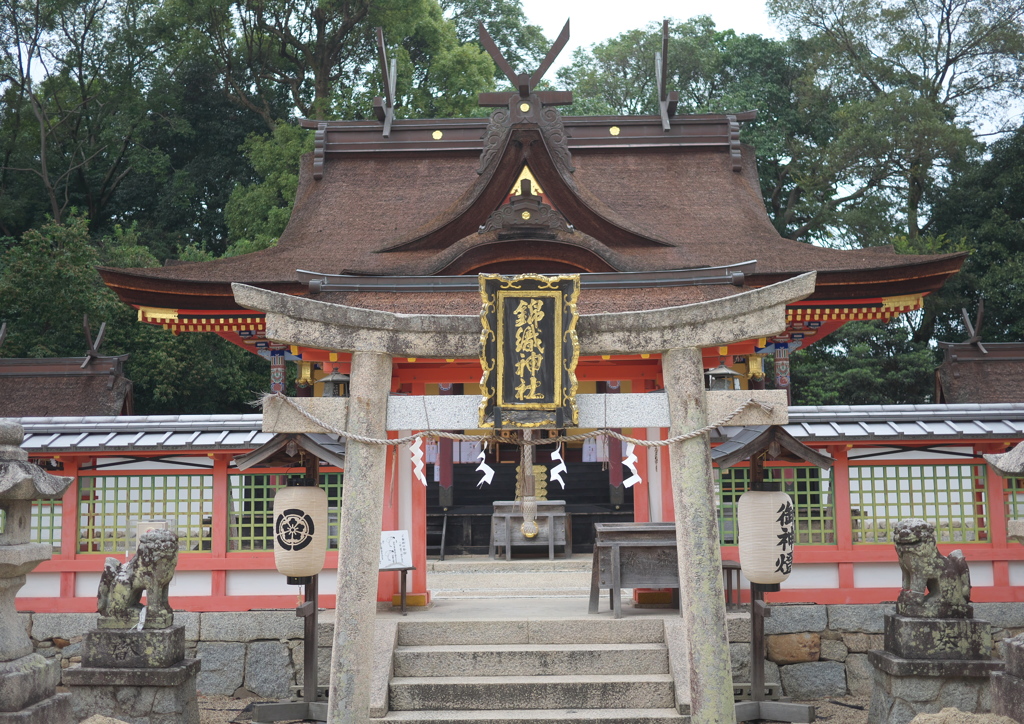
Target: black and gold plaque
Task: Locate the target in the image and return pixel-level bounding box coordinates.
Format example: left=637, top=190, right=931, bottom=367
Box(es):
left=479, top=273, right=580, bottom=428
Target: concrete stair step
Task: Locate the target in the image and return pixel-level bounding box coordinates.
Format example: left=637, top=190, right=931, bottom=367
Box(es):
left=427, top=572, right=594, bottom=596
left=427, top=556, right=594, bottom=574
left=394, top=643, right=669, bottom=677
left=372, top=707, right=689, bottom=723
left=397, top=619, right=666, bottom=647
left=389, top=674, right=676, bottom=711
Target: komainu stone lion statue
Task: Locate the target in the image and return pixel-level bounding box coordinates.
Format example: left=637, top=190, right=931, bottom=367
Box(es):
left=97, top=529, right=178, bottom=629
left=893, top=518, right=972, bottom=618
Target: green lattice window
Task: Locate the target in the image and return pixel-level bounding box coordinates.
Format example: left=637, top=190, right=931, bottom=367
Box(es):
left=31, top=500, right=62, bottom=553
left=1007, top=477, right=1024, bottom=521
left=77, top=476, right=213, bottom=553
left=849, top=464, right=988, bottom=544
left=716, top=466, right=834, bottom=546
left=228, top=474, right=343, bottom=551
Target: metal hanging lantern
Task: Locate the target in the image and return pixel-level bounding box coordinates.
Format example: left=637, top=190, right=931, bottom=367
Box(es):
left=737, top=489, right=795, bottom=587
left=273, top=477, right=328, bottom=585
left=319, top=367, right=349, bottom=397
left=705, top=363, right=743, bottom=391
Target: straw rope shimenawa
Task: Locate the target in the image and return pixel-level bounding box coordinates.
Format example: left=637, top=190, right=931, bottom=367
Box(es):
left=260, top=391, right=774, bottom=448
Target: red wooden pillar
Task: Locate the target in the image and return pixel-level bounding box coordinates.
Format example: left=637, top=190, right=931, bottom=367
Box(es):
left=830, top=446, right=855, bottom=592
left=980, top=445, right=1010, bottom=589
left=211, top=455, right=229, bottom=599
left=409, top=382, right=428, bottom=603
left=631, top=427, right=651, bottom=523
left=377, top=432, right=400, bottom=604
left=58, top=457, right=80, bottom=599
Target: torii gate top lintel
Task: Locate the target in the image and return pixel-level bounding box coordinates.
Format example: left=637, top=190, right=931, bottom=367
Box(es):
left=231, top=271, right=815, bottom=359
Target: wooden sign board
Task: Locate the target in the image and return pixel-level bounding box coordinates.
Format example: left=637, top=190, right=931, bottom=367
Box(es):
left=379, top=530, right=413, bottom=570
left=478, top=273, right=580, bottom=428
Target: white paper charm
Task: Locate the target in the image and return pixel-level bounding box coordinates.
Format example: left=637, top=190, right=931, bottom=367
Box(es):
left=550, top=444, right=567, bottom=489
left=622, top=442, right=642, bottom=488
left=475, top=448, right=495, bottom=488
left=410, top=437, right=427, bottom=486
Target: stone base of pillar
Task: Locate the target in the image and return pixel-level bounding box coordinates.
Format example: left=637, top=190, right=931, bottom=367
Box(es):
left=992, top=633, right=1024, bottom=722
left=867, top=650, right=1002, bottom=724
left=64, top=656, right=200, bottom=724
left=0, top=652, right=72, bottom=724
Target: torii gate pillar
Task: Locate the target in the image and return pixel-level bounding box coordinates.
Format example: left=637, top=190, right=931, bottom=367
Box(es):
left=326, top=351, right=392, bottom=724
left=663, top=347, right=735, bottom=719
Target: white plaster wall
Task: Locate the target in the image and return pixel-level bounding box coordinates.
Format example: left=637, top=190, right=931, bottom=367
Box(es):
left=226, top=570, right=295, bottom=596
left=18, top=573, right=61, bottom=598
left=965, top=561, right=993, bottom=587
left=733, top=563, right=838, bottom=589
left=1010, top=561, right=1024, bottom=586
left=76, top=569, right=107, bottom=597
left=168, top=571, right=212, bottom=596
left=88, top=457, right=215, bottom=471
left=318, top=568, right=338, bottom=590
left=853, top=562, right=902, bottom=588
left=780, top=563, right=839, bottom=589
left=848, top=447, right=975, bottom=462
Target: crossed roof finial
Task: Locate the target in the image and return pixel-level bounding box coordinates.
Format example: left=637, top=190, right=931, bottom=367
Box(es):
left=477, top=20, right=574, bottom=108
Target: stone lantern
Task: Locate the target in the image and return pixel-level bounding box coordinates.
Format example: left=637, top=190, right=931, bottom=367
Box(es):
left=319, top=368, right=349, bottom=397
left=0, top=419, right=73, bottom=723
left=704, top=363, right=742, bottom=391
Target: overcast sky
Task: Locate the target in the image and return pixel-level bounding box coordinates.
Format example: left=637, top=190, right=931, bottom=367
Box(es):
left=518, top=0, right=783, bottom=71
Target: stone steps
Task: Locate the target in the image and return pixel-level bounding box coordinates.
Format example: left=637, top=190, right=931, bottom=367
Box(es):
left=426, top=556, right=598, bottom=600
left=389, top=674, right=677, bottom=711
left=373, top=617, right=689, bottom=724
left=393, top=643, right=669, bottom=677
left=396, top=618, right=667, bottom=646
left=375, top=708, right=688, bottom=723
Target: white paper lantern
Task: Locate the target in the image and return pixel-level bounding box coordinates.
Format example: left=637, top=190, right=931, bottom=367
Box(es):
left=273, top=483, right=328, bottom=582
left=737, top=490, right=795, bottom=585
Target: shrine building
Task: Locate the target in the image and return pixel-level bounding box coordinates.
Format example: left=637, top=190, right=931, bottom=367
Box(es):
left=89, top=27, right=977, bottom=608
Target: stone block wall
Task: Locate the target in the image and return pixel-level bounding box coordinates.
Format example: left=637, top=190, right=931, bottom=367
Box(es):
left=18, top=602, right=1024, bottom=700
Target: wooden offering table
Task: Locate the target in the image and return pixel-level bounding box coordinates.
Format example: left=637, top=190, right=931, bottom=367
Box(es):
left=490, top=500, right=572, bottom=560
left=589, top=522, right=680, bottom=618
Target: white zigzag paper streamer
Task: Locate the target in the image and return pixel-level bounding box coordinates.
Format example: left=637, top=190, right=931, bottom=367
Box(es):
left=475, top=448, right=495, bottom=488
left=622, top=442, right=642, bottom=488
left=550, top=444, right=567, bottom=489
left=410, top=437, right=427, bottom=486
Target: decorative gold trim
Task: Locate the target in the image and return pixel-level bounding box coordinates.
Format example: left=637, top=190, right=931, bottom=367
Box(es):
left=137, top=306, right=178, bottom=322
left=510, top=165, right=544, bottom=196
left=478, top=273, right=580, bottom=429
left=881, top=294, right=924, bottom=311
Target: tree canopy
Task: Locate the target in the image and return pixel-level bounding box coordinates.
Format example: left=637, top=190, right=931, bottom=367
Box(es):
left=2, top=0, right=1023, bottom=411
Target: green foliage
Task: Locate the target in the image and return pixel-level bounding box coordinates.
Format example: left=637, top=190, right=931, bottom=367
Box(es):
left=440, top=0, right=547, bottom=73
left=0, top=216, right=122, bottom=358
left=790, top=321, right=939, bottom=405
left=767, top=0, right=1024, bottom=242
left=926, top=124, right=1024, bottom=343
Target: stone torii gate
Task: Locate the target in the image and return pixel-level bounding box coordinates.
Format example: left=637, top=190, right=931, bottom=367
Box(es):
left=233, top=271, right=816, bottom=724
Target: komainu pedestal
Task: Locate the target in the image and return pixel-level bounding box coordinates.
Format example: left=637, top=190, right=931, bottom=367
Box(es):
left=0, top=420, right=74, bottom=724
left=64, top=530, right=200, bottom=724
left=991, top=621, right=1024, bottom=720
left=868, top=519, right=1002, bottom=724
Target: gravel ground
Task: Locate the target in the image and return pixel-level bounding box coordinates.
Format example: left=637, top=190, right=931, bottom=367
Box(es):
left=197, top=694, right=871, bottom=724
